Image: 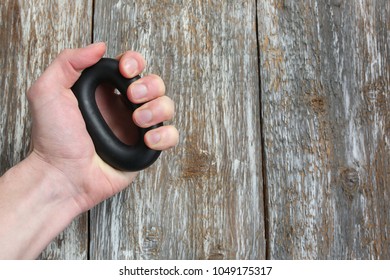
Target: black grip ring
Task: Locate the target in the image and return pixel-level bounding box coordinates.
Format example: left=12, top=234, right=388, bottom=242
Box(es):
left=71, top=58, right=161, bottom=171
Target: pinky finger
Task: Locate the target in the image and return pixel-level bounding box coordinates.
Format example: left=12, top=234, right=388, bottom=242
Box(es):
left=144, top=125, right=179, bottom=150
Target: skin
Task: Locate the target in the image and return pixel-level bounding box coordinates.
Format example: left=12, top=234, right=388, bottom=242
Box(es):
left=0, top=42, right=179, bottom=259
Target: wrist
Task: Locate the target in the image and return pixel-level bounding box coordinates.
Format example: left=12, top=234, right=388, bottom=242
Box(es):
left=0, top=153, right=81, bottom=259
left=23, top=152, right=85, bottom=216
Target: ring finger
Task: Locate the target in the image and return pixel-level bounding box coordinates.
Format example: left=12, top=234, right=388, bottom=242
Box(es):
left=132, top=96, right=174, bottom=128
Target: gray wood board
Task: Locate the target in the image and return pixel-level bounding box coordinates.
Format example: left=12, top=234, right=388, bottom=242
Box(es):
left=1, top=0, right=388, bottom=259
left=89, top=0, right=265, bottom=260
left=257, top=0, right=389, bottom=259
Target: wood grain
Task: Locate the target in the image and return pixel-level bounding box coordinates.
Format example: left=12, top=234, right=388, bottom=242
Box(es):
left=90, top=0, right=265, bottom=259
left=0, top=0, right=93, bottom=259
left=257, top=0, right=389, bottom=259
left=2, top=0, right=388, bottom=260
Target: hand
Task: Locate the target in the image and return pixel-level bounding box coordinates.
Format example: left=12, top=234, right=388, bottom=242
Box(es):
left=0, top=43, right=178, bottom=259
left=26, top=42, right=178, bottom=212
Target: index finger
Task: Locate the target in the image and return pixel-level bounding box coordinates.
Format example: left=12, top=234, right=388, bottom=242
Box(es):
left=116, top=51, right=146, bottom=78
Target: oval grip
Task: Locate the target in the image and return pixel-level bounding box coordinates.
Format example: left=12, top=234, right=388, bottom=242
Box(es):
left=71, top=58, right=162, bottom=171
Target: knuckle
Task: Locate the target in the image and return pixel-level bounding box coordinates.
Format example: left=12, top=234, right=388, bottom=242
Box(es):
left=161, top=98, right=174, bottom=119
left=148, top=74, right=165, bottom=90
left=26, top=81, right=43, bottom=101
left=153, top=75, right=166, bottom=89
left=59, top=48, right=72, bottom=58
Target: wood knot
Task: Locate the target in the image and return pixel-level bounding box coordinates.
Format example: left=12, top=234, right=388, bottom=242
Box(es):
left=182, top=143, right=216, bottom=179
left=207, top=244, right=227, bottom=260
left=310, top=96, right=327, bottom=115
left=207, top=253, right=225, bottom=260
left=339, top=167, right=360, bottom=198
left=141, top=226, right=161, bottom=259
left=331, top=0, right=342, bottom=7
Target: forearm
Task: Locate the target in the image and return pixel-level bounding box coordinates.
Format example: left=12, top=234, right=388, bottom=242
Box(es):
left=0, top=153, right=81, bottom=259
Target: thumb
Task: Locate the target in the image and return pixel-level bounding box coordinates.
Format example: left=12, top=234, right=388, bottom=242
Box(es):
left=34, top=42, right=107, bottom=91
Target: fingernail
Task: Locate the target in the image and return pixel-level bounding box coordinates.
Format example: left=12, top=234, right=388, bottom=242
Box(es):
left=124, top=58, right=138, bottom=76
left=148, top=132, right=161, bottom=145
left=131, top=83, right=148, bottom=100
left=136, top=109, right=152, bottom=125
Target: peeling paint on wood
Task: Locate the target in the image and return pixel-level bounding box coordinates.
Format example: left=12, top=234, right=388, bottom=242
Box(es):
left=257, top=0, right=389, bottom=259
left=1, top=0, right=388, bottom=260
left=90, top=0, right=265, bottom=260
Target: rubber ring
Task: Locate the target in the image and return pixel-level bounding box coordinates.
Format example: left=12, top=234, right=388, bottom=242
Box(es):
left=71, top=58, right=161, bottom=171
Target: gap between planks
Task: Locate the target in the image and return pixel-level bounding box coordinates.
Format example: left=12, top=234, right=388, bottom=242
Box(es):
left=255, top=0, right=271, bottom=260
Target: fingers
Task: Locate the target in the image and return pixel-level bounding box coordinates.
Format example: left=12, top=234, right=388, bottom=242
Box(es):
left=133, top=96, right=174, bottom=127
left=132, top=96, right=179, bottom=151
left=118, top=51, right=179, bottom=150
left=27, top=43, right=106, bottom=111
left=118, top=52, right=165, bottom=103
left=117, top=51, right=146, bottom=78
left=128, top=74, right=166, bottom=103
left=119, top=55, right=170, bottom=128
left=37, top=43, right=106, bottom=90
left=144, top=125, right=179, bottom=150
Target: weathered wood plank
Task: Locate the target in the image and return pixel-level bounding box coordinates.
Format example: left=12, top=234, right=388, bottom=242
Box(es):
left=90, top=0, right=265, bottom=259
left=257, top=0, right=389, bottom=259
left=0, top=0, right=93, bottom=259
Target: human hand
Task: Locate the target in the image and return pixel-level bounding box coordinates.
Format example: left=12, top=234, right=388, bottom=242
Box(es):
left=26, top=42, right=178, bottom=212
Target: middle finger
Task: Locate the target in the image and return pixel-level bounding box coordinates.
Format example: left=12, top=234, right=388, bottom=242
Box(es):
left=127, top=74, right=166, bottom=104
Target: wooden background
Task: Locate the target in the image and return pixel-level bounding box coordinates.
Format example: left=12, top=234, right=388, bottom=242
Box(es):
left=0, top=0, right=388, bottom=259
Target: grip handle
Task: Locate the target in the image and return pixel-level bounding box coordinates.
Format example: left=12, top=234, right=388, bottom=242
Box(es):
left=71, top=58, right=161, bottom=171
